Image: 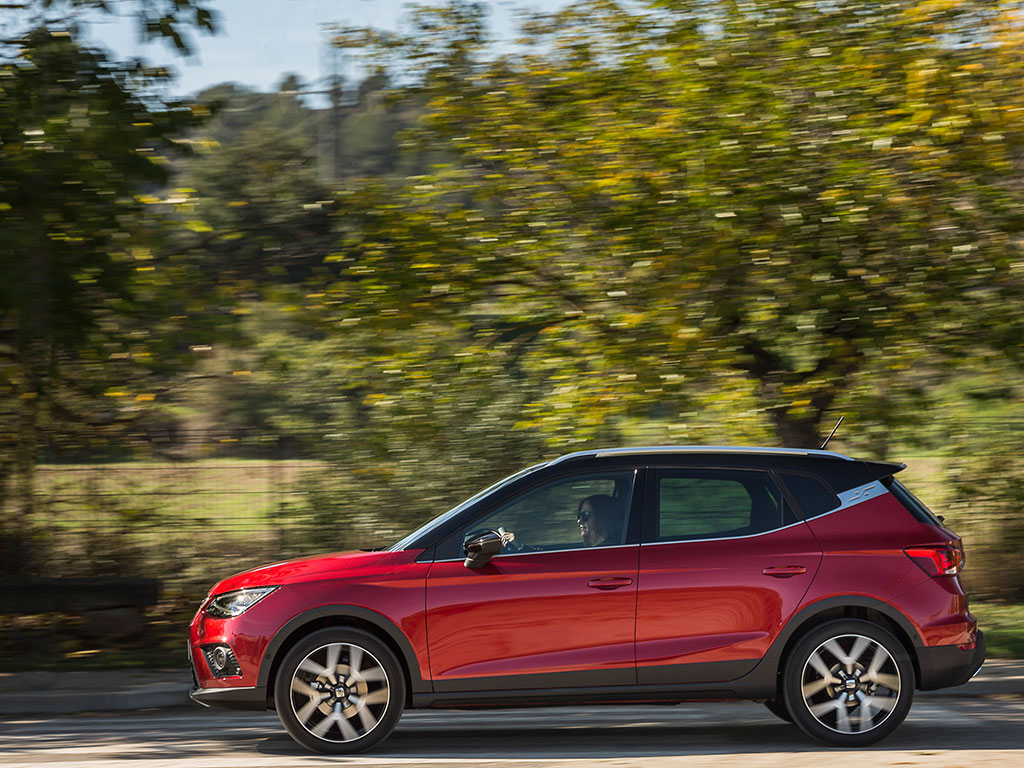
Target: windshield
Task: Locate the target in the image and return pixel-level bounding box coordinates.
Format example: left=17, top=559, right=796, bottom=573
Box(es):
left=389, top=461, right=551, bottom=551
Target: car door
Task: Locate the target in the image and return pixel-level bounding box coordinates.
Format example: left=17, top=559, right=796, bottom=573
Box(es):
left=635, top=466, right=823, bottom=685
left=425, top=469, right=641, bottom=691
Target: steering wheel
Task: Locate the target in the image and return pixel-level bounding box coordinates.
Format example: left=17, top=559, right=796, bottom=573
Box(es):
left=496, top=527, right=523, bottom=553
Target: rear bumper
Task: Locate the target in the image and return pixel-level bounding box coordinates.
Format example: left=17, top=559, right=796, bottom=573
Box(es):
left=190, top=685, right=268, bottom=711
left=917, top=630, right=986, bottom=691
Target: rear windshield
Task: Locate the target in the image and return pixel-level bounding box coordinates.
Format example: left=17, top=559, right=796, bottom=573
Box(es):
left=883, top=477, right=943, bottom=526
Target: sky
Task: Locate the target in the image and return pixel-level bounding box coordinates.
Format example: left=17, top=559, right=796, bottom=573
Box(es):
left=81, top=0, right=568, bottom=99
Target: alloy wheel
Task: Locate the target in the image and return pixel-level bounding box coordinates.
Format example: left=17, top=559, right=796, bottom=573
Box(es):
left=800, top=633, right=901, bottom=734
left=288, top=642, right=391, bottom=743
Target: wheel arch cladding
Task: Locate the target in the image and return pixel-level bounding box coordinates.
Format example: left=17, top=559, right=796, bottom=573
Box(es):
left=768, top=597, right=923, bottom=697
left=261, top=605, right=429, bottom=706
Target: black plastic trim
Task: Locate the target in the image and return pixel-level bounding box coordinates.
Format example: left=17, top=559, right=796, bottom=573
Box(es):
left=917, top=631, right=986, bottom=690
left=636, top=658, right=758, bottom=686
left=189, top=684, right=267, bottom=711
left=762, top=595, right=925, bottom=659
left=432, top=666, right=635, bottom=693
left=414, top=685, right=740, bottom=709
left=258, top=604, right=431, bottom=695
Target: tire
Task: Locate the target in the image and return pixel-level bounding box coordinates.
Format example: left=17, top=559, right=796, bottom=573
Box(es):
left=783, top=619, right=914, bottom=747
left=274, top=627, right=406, bottom=754
left=764, top=697, right=793, bottom=723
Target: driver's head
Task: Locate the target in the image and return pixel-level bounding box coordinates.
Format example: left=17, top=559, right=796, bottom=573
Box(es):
left=577, top=494, right=618, bottom=546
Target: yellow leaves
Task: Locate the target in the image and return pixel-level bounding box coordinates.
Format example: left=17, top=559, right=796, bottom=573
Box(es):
left=184, top=220, right=213, bottom=233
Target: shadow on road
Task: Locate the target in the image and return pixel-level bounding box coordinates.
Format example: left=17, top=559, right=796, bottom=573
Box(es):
left=255, top=699, right=1024, bottom=760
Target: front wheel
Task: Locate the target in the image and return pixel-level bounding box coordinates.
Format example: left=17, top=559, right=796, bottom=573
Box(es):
left=783, top=619, right=915, bottom=747
left=274, top=627, right=406, bottom=754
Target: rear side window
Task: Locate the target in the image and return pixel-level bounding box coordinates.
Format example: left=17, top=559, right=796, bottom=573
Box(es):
left=780, top=472, right=840, bottom=518
left=652, top=469, right=794, bottom=542
left=884, top=478, right=943, bottom=525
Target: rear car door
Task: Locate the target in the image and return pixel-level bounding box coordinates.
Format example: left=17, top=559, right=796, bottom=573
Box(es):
left=635, top=466, right=823, bottom=684
left=425, top=469, right=641, bottom=691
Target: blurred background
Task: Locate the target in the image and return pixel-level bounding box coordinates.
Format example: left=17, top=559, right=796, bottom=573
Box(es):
left=1, top=0, right=1022, bottom=672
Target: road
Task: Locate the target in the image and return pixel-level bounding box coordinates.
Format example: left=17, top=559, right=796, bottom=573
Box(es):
left=2, top=696, right=1023, bottom=767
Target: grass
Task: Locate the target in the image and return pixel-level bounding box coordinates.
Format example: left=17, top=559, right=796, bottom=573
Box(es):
left=33, top=458, right=323, bottom=530
left=972, top=602, right=1024, bottom=659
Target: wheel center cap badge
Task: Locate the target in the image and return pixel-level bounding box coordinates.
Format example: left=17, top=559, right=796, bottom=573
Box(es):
left=844, top=678, right=857, bottom=690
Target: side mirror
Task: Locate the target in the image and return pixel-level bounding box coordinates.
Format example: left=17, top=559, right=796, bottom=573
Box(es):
left=464, top=530, right=502, bottom=569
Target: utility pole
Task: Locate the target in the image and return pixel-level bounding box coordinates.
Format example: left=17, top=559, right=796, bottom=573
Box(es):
left=328, top=45, right=343, bottom=181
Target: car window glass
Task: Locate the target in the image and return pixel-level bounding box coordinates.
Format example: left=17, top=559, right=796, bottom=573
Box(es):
left=654, top=469, right=789, bottom=542
left=464, top=471, right=634, bottom=553
left=781, top=472, right=840, bottom=518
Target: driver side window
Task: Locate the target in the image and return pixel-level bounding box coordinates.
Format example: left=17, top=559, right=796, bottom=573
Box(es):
left=463, top=470, right=635, bottom=553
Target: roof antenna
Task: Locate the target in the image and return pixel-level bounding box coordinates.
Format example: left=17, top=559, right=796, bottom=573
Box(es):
left=819, top=415, right=844, bottom=450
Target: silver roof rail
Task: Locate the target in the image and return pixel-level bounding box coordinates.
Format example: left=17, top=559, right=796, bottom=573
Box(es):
left=549, top=445, right=855, bottom=465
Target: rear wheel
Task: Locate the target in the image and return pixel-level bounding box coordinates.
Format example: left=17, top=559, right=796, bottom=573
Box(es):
left=274, top=628, right=405, bottom=754
left=783, top=619, right=914, bottom=747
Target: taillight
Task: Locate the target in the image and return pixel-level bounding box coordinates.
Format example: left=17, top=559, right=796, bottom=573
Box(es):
left=904, top=545, right=964, bottom=576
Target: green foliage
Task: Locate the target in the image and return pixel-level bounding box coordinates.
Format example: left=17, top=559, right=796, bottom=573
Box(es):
left=336, top=0, right=1024, bottom=448
left=202, top=300, right=553, bottom=537
left=0, top=2, right=214, bottom=575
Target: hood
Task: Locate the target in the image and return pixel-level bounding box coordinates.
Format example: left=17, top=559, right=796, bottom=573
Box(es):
left=209, top=549, right=389, bottom=595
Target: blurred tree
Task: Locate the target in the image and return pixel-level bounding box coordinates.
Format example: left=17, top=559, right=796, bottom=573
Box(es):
left=175, top=94, right=335, bottom=286
left=334, top=0, right=1024, bottom=448
left=0, top=1, right=214, bottom=574
left=199, top=299, right=554, bottom=541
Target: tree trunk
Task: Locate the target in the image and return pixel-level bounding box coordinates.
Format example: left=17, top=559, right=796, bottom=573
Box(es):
left=768, top=409, right=824, bottom=449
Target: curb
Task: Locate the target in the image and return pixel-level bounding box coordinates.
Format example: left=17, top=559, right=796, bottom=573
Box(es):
left=0, top=684, right=190, bottom=716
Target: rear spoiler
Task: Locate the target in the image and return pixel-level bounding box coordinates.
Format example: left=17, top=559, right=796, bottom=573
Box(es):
left=864, top=460, right=906, bottom=482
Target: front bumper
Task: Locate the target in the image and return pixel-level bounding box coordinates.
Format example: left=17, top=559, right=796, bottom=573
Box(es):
left=190, top=684, right=269, bottom=711
left=917, top=630, right=986, bottom=691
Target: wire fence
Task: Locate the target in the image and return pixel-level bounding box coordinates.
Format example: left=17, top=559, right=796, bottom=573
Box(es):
left=10, top=430, right=342, bottom=583
left=10, top=418, right=1024, bottom=590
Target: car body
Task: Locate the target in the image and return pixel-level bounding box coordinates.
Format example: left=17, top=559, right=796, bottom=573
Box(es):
left=188, top=446, right=984, bottom=752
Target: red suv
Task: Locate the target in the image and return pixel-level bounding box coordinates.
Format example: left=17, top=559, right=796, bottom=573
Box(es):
left=189, top=446, right=984, bottom=753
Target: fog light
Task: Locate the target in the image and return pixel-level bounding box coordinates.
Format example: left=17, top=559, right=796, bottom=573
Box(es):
left=201, top=644, right=241, bottom=678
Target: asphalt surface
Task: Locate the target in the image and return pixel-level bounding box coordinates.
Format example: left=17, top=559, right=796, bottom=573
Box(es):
left=3, top=695, right=1024, bottom=768
left=1, top=661, right=1021, bottom=767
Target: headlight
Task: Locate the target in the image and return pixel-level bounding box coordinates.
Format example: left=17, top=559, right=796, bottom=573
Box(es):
left=204, top=586, right=280, bottom=619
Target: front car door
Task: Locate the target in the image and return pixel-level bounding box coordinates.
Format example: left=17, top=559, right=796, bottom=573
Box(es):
left=635, top=466, right=823, bottom=684
left=425, top=468, right=641, bottom=691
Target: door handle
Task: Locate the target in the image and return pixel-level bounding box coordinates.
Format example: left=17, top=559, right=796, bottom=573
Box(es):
left=587, top=577, right=633, bottom=590
left=762, top=565, right=807, bottom=578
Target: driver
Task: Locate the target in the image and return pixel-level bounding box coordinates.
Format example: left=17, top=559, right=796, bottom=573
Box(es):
left=577, top=494, right=620, bottom=547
